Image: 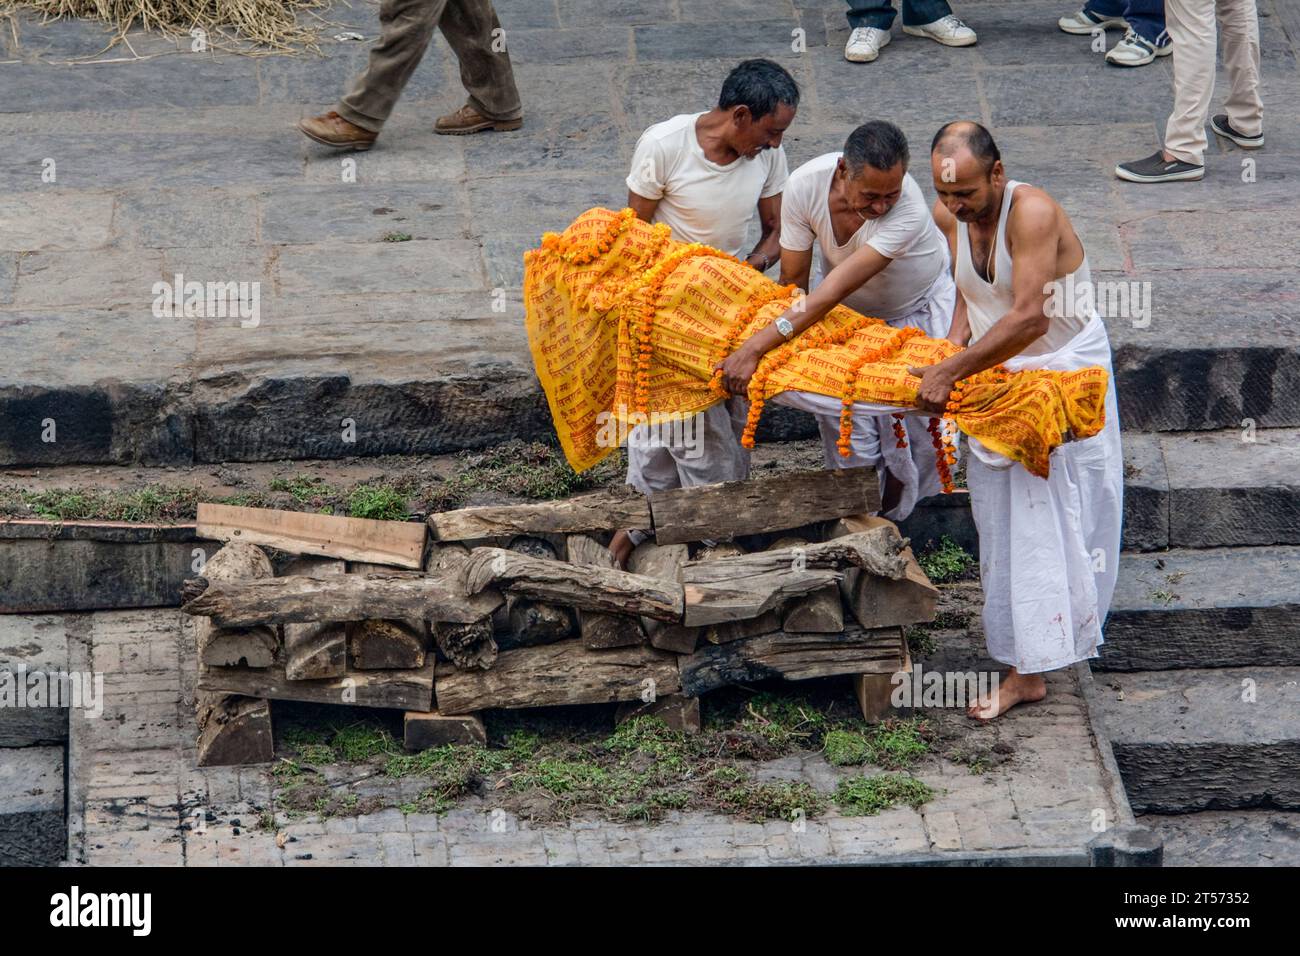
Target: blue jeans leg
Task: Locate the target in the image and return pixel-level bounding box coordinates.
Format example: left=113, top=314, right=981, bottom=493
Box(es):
left=846, top=0, right=897, bottom=30
left=901, top=0, right=954, bottom=27
left=1084, top=0, right=1128, bottom=18
left=1121, top=0, right=1167, bottom=45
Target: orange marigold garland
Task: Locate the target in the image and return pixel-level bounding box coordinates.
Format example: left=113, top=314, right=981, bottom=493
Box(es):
left=837, top=326, right=925, bottom=458
left=928, top=417, right=956, bottom=493
left=891, top=413, right=908, bottom=449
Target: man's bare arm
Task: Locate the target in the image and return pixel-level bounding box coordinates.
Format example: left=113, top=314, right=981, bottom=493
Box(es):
left=778, top=245, right=813, bottom=293
left=627, top=190, right=659, bottom=223
left=747, top=193, right=783, bottom=269
left=911, top=195, right=1060, bottom=411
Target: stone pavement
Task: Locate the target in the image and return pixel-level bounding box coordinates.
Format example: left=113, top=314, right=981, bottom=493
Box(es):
left=2, top=1, right=1299, bottom=465
left=0, top=605, right=1129, bottom=866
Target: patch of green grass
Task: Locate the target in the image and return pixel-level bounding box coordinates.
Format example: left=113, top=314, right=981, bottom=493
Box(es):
left=8, top=485, right=202, bottom=523
left=333, top=722, right=399, bottom=762
left=421, top=441, right=623, bottom=513
left=269, top=475, right=337, bottom=504
left=834, top=774, right=934, bottom=816
left=347, top=483, right=411, bottom=521
left=383, top=231, right=413, bottom=242
left=905, top=625, right=938, bottom=658
left=823, top=728, right=874, bottom=767
left=822, top=717, right=933, bottom=770
left=917, top=536, right=977, bottom=584
left=713, top=780, right=827, bottom=823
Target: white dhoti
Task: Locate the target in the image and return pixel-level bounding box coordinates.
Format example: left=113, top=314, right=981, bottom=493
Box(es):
left=624, top=396, right=750, bottom=495
left=770, top=266, right=961, bottom=522
left=965, top=313, right=1124, bottom=674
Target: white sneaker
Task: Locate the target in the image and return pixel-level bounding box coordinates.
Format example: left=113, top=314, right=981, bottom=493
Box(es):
left=1058, top=8, right=1128, bottom=34
left=1105, top=29, right=1171, bottom=67
left=845, top=26, right=891, bottom=62
left=902, top=15, right=977, bottom=47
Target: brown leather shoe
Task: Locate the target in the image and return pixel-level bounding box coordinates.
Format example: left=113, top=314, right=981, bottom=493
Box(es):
left=434, top=103, right=523, bottom=135
left=298, top=111, right=378, bottom=151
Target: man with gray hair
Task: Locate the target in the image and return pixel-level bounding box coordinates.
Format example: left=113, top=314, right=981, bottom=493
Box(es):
left=716, top=120, right=957, bottom=522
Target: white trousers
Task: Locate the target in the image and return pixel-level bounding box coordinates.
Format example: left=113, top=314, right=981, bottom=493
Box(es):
left=965, top=314, right=1124, bottom=674
left=1163, top=0, right=1263, bottom=164
left=773, top=265, right=960, bottom=522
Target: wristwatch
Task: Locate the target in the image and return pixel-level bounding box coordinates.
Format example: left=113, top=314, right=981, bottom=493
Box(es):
left=774, top=317, right=794, bottom=339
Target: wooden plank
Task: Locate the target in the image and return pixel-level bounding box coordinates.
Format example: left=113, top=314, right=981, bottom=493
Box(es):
left=568, top=534, right=645, bottom=649
left=627, top=541, right=697, bottom=653
left=281, top=556, right=348, bottom=681
left=854, top=673, right=895, bottom=722
left=768, top=535, right=844, bottom=635
left=428, top=488, right=652, bottom=541
left=183, top=570, right=502, bottom=627
left=200, top=662, right=435, bottom=710
left=463, top=547, right=683, bottom=622
left=347, top=619, right=428, bottom=669
left=677, top=624, right=906, bottom=697
left=197, top=502, right=425, bottom=569
left=404, top=710, right=487, bottom=749
left=649, top=466, right=880, bottom=545
left=829, top=515, right=939, bottom=629
left=433, top=640, right=681, bottom=715
left=427, top=544, right=499, bottom=670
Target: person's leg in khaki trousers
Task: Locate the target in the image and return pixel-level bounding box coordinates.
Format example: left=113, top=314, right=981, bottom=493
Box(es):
left=300, top=0, right=522, bottom=147
left=1163, top=0, right=1262, bottom=165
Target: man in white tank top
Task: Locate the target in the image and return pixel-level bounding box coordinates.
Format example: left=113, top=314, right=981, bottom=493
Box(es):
left=915, top=121, right=1124, bottom=721
left=717, top=120, right=957, bottom=521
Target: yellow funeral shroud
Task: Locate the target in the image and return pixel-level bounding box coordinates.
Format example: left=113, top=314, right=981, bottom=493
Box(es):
left=523, top=207, right=1109, bottom=481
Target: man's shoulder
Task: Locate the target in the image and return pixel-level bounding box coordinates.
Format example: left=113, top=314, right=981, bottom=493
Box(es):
left=1008, top=184, right=1066, bottom=236
left=638, top=112, right=699, bottom=144
left=789, top=151, right=839, bottom=180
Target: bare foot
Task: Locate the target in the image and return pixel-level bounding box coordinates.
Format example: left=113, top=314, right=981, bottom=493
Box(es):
left=967, top=667, right=1047, bottom=721
left=608, top=530, right=635, bottom=570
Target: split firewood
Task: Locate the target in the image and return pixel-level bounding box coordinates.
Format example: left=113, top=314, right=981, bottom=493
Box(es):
left=567, top=534, right=645, bottom=649
left=428, top=488, right=651, bottom=541
left=463, top=544, right=684, bottom=622
left=281, top=556, right=347, bottom=680
left=404, top=710, right=487, bottom=749
left=427, top=544, right=498, bottom=671
left=648, top=466, right=880, bottom=544
left=192, top=542, right=278, bottom=668
left=827, top=515, right=938, bottom=629
left=768, top=536, right=844, bottom=635
left=195, top=696, right=273, bottom=768
left=200, top=661, right=435, bottom=711
left=497, top=537, right=575, bottom=647
left=678, top=624, right=907, bottom=697
left=181, top=569, right=502, bottom=628
left=627, top=541, right=696, bottom=653
left=433, top=639, right=681, bottom=715
left=346, top=561, right=430, bottom=669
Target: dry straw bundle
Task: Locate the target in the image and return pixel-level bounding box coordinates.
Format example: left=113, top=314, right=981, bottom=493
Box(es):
left=0, top=0, right=343, bottom=55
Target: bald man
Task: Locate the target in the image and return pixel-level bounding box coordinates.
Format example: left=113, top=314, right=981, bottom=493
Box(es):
left=916, top=121, right=1123, bottom=720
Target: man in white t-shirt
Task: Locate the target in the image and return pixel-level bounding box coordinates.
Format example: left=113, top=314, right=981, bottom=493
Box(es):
left=717, top=120, right=957, bottom=522
left=610, top=59, right=799, bottom=567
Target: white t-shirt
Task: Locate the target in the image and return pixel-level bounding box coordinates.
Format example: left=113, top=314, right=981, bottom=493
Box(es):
left=780, top=152, right=948, bottom=321
left=625, top=112, right=788, bottom=259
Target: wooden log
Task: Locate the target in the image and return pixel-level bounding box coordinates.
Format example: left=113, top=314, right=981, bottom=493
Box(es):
left=829, top=515, right=939, bottom=629
left=707, top=609, right=782, bottom=645
left=498, top=537, right=574, bottom=647
left=627, top=541, right=697, bottom=653
left=426, top=544, right=499, bottom=670
left=345, top=561, right=430, bottom=669
left=200, top=661, right=435, bottom=710
left=615, top=695, right=701, bottom=734
left=196, top=696, right=274, bottom=767
left=463, top=546, right=684, bottom=623
left=649, top=466, right=880, bottom=545
left=433, top=640, right=681, bottom=715
left=428, top=487, right=652, bottom=541
left=197, top=502, right=425, bottom=568
left=680, top=527, right=908, bottom=626
left=182, top=570, right=502, bottom=628
left=568, top=534, right=646, bottom=649
left=677, top=624, right=907, bottom=697
left=194, top=542, right=278, bottom=668
left=281, top=556, right=348, bottom=680
left=347, top=619, right=428, bottom=670
left=404, top=710, right=487, bottom=749
left=768, top=536, right=845, bottom=635
left=854, top=630, right=913, bottom=722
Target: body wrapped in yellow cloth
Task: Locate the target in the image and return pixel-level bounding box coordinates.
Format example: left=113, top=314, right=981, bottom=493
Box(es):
left=523, top=207, right=1109, bottom=481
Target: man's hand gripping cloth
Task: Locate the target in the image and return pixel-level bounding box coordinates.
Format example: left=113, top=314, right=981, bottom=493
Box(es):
left=522, top=207, right=1111, bottom=486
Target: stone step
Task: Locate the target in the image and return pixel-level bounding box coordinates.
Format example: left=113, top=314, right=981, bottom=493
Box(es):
left=1102, top=546, right=1300, bottom=672
left=1094, top=667, right=1300, bottom=814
